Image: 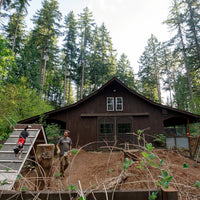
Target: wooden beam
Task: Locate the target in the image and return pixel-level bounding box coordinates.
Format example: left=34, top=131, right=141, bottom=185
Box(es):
left=80, top=113, right=150, bottom=117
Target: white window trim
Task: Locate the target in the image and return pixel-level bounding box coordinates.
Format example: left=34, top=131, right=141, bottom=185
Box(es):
left=107, top=97, right=114, bottom=111
left=116, top=97, right=123, bottom=111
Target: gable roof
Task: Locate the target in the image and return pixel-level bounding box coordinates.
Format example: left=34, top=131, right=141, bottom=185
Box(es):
left=19, top=77, right=200, bottom=124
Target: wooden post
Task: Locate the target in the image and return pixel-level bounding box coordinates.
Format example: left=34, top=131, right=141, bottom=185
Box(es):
left=162, top=187, right=178, bottom=200
left=35, top=144, right=55, bottom=190
left=187, top=118, right=191, bottom=135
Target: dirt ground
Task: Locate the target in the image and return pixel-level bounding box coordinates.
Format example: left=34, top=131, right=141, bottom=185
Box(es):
left=15, top=148, right=200, bottom=199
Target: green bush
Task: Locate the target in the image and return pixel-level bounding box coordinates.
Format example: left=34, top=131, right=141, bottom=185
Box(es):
left=153, top=134, right=166, bottom=147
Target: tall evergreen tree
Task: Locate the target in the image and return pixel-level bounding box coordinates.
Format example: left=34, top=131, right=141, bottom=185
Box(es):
left=8, top=0, right=30, bottom=54
left=164, top=0, right=194, bottom=100
left=115, top=53, right=135, bottom=89
left=138, top=34, right=162, bottom=103
left=31, top=0, right=62, bottom=100
left=4, top=11, right=25, bottom=56
left=77, top=7, right=94, bottom=99
left=63, top=11, right=77, bottom=105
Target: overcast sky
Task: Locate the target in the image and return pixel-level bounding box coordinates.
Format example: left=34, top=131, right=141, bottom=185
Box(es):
left=27, top=0, right=173, bottom=73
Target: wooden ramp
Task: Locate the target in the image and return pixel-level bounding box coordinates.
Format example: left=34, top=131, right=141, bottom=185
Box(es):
left=0, top=124, right=47, bottom=190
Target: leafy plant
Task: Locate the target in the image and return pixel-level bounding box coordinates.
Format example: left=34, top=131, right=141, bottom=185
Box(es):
left=65, top=184, right=78, bottom=191
left=145, top=143, right=154, bottom=152
left=17, top=175, right=22, bottom=180
left=45, top=123, right=61, bottom=138
left=79, top=197, right=86, bottom=200
left=153, top=134, right=166, bottom=147
left=195, top=181, right=200, bottom=188
left=148, top=191, right=158, bottom=200
left=21, top=186, right=26, bottom=192
left=157, top=170, right=173, bottom=189
left=183, top=162, right=190, bottom=169
left=54, top=173, right=62, bottom=178
left=71, top=148, right=78, bottom=155
left=138, top=143, right=158, bottom=170
left=123, top=158, right=133, bottom=171
left=0, top=179, right=8, bottom=185
left=137, top=129, right=143, bottom=140
left=109, top=169, right=113, bottom=173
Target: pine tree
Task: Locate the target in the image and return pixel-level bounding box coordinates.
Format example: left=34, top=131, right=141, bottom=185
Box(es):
left=31, top=0, right=62, bottom=99
left=164, top=0, right=194, bottom=100
left=77, top=7, right=94, bottom=99
left=138, top=34, right=162, bottom=103
left=115, top=53, right=135, bottom=89
left=63, top=11, right=77, bottom=105
left=4, top=11, right=25, bottom=56
left=9, top=0, right=30, bottom=54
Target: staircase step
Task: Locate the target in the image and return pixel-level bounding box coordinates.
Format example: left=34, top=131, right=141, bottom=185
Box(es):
left=4, top=143, right=31, bottom=145
left=0, top=160, right=23, bottom=163
left=0, top=151, right=28, bottom=154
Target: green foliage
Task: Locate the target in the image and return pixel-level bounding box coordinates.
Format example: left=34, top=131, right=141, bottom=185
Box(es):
left=0, top=179, right=8, bottom=185
left=45, top=123, right=60, bottom=138
left=153, top=134, right=166, bottom=147
left=195, top=181, right=200, bottom=188
left=17, top=175, right=22, bottom=180
left=21, top=186, right=26, bottom=192
left=123, top=158, right=133, bottom=171
left=159, top=159, right=164, bottom=168
left=183, top=162, right=190, bottom=169
left=109, top=169, right=113, bottom=173
left=71, top=148, right=78, bottom=155
left=65, top=184, right=78, bottom=191
left=54, top=173, right=62, bottom=178
left=148, top=191, right=158, bottom=200
left=157, top=170, right=173, bottom=189
left=0, top=34, right=15, bottom=82
left=0, top=78, right=53, bottom=137
left=79, top=197, right=86, bottom=200
left=145, top=143, right=155, bottom=153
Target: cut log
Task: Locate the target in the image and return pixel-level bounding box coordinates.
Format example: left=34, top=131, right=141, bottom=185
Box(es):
left=35, top=144, right=55, bottom=190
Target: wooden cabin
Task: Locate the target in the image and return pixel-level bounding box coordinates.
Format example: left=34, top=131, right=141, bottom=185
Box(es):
left=19, top=77, right=200, bottom=149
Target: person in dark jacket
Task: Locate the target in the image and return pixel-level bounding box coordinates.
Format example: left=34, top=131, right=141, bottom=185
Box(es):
left=14, top=125, right=29, bottom=155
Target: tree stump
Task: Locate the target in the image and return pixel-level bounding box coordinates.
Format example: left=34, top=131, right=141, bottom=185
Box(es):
left=35, top=144, right=55, bottom=190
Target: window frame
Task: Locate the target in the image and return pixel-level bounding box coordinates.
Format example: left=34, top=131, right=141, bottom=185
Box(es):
left=107, top=97, right=114, bottom=111
left=115, top=97, right=123, bottom=111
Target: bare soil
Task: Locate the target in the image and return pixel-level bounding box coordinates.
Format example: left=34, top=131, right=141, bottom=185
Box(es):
left=15, top=148, right=200, bottom=199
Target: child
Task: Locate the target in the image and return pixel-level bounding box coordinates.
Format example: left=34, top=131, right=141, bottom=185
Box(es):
left=14, top=125, right=30, bottom=155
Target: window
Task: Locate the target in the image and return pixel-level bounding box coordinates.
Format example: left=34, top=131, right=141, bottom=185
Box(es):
left=100, top=124, right=113, bottom=134
left=107, top=97, right=114, bottom=111
left=118, top=123, right=131, bottom=134
left=116, top=97, right=123, bottom=111
left=107, top=97, right=123, bottom=111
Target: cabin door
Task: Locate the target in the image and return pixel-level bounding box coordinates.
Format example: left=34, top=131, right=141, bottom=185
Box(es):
left=97, top=116, right=133, bottom=148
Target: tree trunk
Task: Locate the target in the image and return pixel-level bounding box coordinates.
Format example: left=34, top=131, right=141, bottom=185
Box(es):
left=12, top=11, right=21, bottom=55
left=63, top=64, right=67, bottom=106
left=68, top=66, right=71, bottom=105
left=0, top=0, right=4, bottom=11
left=35, top=144, right=55, bottom=190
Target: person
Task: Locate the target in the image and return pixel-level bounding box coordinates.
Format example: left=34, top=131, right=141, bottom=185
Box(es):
left=14, top=125, right=29, bottom=155
left=56, top=130, right=72, bottom=177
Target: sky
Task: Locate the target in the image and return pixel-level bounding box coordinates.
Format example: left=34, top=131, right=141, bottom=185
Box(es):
left=27, top=0, right=173, bottom=73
